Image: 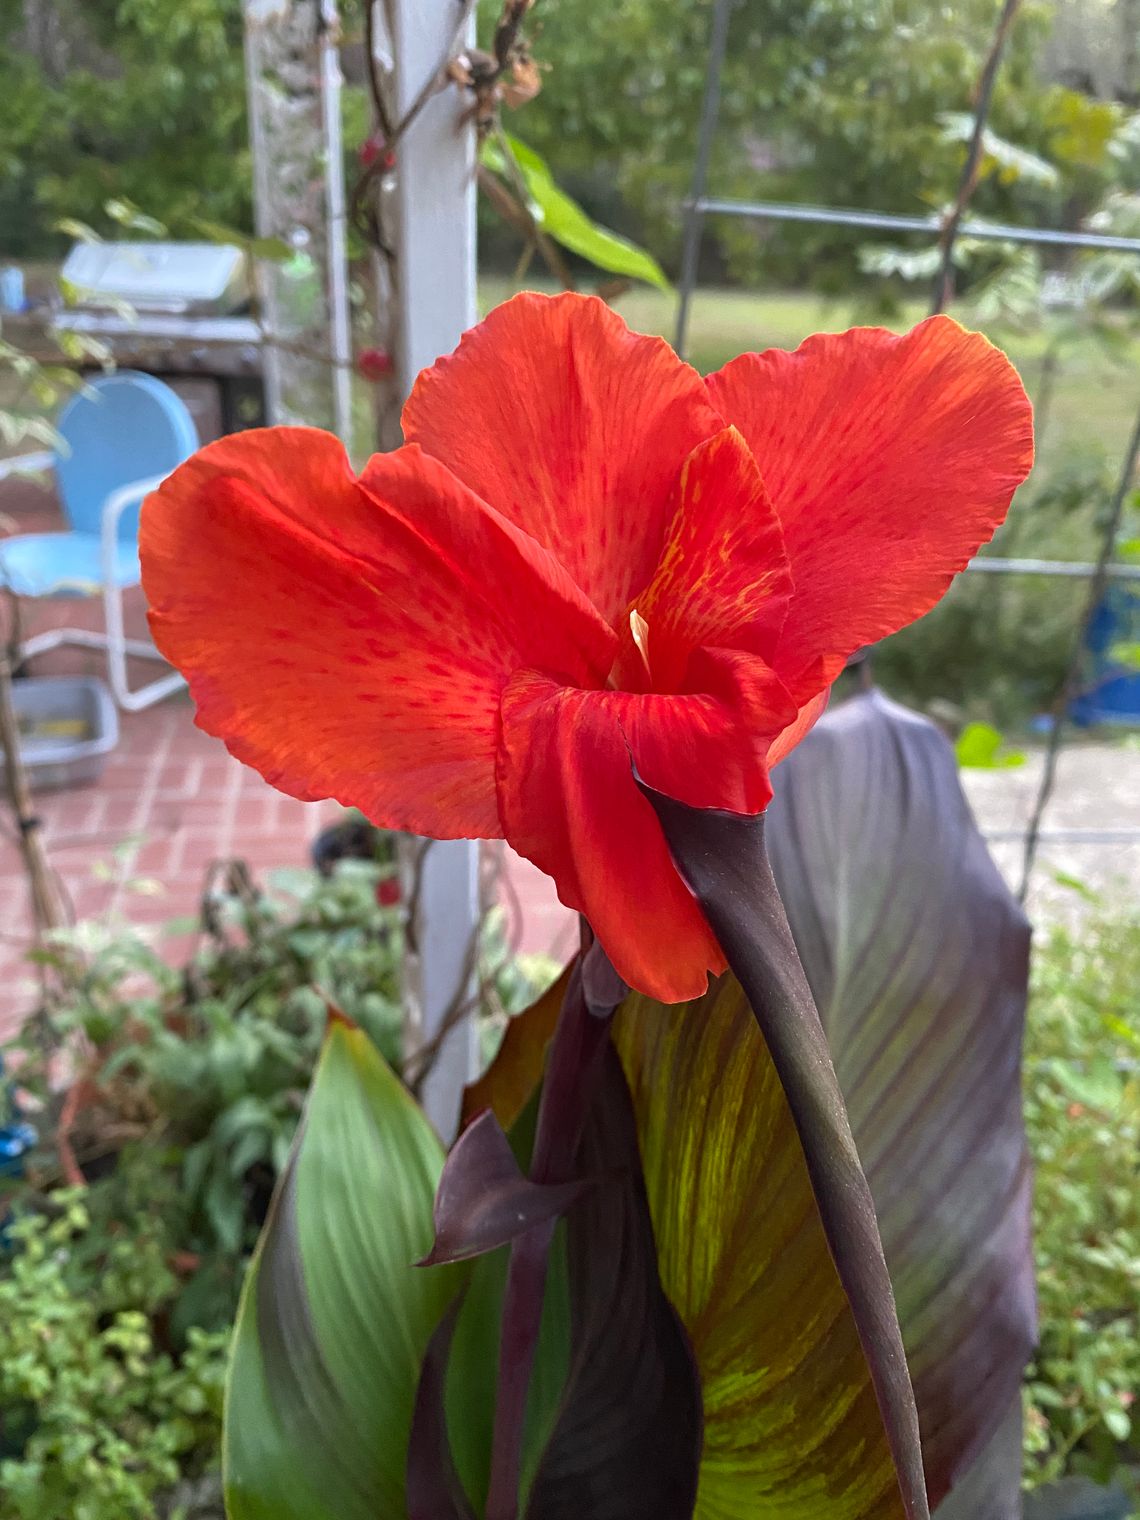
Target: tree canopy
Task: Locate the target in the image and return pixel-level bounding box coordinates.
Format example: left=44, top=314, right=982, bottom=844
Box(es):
left=0, top=0, right=249, bottom=257
left=2, top=0, right=1136, bottom=289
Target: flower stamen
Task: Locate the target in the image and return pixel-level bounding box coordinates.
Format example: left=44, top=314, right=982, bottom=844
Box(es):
left=629, top=607, right=651, bottom=678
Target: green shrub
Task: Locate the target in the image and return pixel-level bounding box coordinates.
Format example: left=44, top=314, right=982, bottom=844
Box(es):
left=1023, top=903, right=1140, bottom=1501
left=10, top=853, right=555, bottom=1311
left=0, top=1193, right=227, bottom=1520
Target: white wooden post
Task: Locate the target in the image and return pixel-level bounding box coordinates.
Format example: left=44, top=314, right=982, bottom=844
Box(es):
left=390, top=0, right=480, bottom=1141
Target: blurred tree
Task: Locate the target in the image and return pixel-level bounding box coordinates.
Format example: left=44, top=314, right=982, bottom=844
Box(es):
left=0, top=0, right=250, bottom=257
left=503, top=0, right=1084, bottom=291
left=1, top=0, right=1129, bottom=298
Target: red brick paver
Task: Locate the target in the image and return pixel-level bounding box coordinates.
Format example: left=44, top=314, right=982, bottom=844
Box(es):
left=0, top=690, right=575, bottom=1037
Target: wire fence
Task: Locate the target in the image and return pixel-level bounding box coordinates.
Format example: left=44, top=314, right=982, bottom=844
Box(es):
left=676, top=0, right=1140, bottom=888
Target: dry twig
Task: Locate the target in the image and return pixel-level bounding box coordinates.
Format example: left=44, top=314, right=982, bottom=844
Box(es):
left=931, top=0, right=1022, bottom=315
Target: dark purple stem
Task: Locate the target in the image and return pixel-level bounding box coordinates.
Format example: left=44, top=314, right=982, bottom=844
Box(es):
left=484, top=934, right=624, bottom=1520
left=484, top=1222, right=554, bottom=1520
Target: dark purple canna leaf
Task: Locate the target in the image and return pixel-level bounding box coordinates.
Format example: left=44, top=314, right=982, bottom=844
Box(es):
left=469, top=955, right=927, bottom=1516
left=524, top=1047, right=703, bottom=1520
left=419, top=1108, right=595, bottom=1266
left=766, top=689, right=1035, bottom=1516
left=407, top=1297, right=478, bottom=1520
left=641, top=777, right=930, bottom=1520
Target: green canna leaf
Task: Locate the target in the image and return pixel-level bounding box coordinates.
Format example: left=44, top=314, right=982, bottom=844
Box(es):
left=224, top=1017, right=459, bottom=1520
left=480, top=134, right=671, bottom=291
left=614, top=973, right=913, bottom=1520
left=471, top=964, right=921, bottom=1518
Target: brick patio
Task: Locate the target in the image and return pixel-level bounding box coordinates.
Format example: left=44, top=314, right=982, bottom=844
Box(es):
left=0, top=473, right=575, bottom=1038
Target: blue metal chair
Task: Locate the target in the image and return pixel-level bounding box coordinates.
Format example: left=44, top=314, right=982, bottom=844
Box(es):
left=0, top=371, right=198, bottom=711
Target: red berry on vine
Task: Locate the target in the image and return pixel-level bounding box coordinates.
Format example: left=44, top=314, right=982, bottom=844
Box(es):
left=359, top=137, right=397, bottom=171
left=357, top=346, right=395, bottom=382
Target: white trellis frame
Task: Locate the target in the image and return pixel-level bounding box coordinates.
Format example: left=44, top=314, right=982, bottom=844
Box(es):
left=390, top=0, right=481, bottom=1142
left=242, top=0, right=481, bottom=1139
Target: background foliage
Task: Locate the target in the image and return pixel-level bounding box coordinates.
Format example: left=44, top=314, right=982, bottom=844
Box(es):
left=1023, top=901, right=1140, bottom=1505
left=3, top=862, right=1138, bottom=1514
left=5, top=0, right=1138, bottom=288
left=0, top=0, right=249, bottom=256
left=0, top=857, right=557, bottom=1519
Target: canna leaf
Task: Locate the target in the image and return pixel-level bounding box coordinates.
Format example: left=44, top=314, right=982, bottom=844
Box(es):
left=420, top=1107, right=594, bottom=1266
left=766, top=690, right=1035, bottom=1516
left=641, top=782, right=929, bottom=1520
left=407, top=1298, right=478, bottom=1520
left=470, top=966, right=923, bottom=1518
left=224, top=1017, right=459, bottom=1520
left=524, top=1048, right=703, bottom=1520
left=480, top=134, right=672, bottom=290
left=615, top=974, right=915, bottom=1520
left=442, top=1231, right=573, bottom=1516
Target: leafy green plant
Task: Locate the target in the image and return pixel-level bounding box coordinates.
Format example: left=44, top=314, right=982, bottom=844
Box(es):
left=955, top=720, right=1027, bottom=768
left=0, top=839, right=563, bottom=1520
left=7, top=853, right=554, bottom=1324
left=1023, top=906, right=1140, bottom=1503
left=224, top=963, right=925, bottom=1520
left=0, top=1191, right=227, bottom=1520
left=10, top=860, right=404, bottom=1268
left=0, top=0, right=250, bottom=257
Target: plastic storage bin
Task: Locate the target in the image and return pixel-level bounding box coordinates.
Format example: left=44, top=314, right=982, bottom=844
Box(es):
left=1070, top=584, right=1140, bottom=727
left=3, top=676, right=119, bottom=790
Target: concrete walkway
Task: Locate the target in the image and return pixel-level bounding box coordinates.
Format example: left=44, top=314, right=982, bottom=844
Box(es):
left=962, top=741, right=1140, bottom=919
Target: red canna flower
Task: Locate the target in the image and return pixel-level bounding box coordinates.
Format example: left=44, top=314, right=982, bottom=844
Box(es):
left=140, top=293, right=1032, bottom=1002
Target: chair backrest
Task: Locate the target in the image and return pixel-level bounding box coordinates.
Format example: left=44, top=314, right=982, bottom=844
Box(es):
left=54, top=370, right=199, bottom=539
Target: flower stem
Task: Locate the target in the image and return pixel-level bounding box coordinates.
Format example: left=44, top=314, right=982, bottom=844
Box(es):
left=485, top=1221, right=554, bottom=1520
left=484, top=933, right=624, bottom=1520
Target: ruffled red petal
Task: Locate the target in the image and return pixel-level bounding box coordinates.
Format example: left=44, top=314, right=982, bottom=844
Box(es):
left=496, top=657, right=797, bottom=1002
left=627, top=426, right=792, bottom=692
left=706, top=316, right=1034, bottom=690
left=402, top=292, right=725, bottom=623
left=142, top=428, right=614, bottom=838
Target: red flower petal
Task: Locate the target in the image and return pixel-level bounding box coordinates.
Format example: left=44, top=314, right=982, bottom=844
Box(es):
left=142, top=428, right=614, bottom=838
left=626, top=426, right=792, bottom=692
left=497, top=658, right=797, bottom=1002
left=403, top=292, right=725, bottom=623
left=767, top=687, right=831, bottom=768
left=706, top=316, right=1034, bottom=688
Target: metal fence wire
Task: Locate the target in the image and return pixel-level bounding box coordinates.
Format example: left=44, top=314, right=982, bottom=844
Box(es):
left=675, top=0, right=1140, bottom=890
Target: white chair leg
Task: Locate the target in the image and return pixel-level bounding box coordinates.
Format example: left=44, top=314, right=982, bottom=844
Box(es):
left=21, top=627, right=109, bottom=657
left=14, top=593, right=184, bottom=712
left=102, top=577, right=185, bottom=712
